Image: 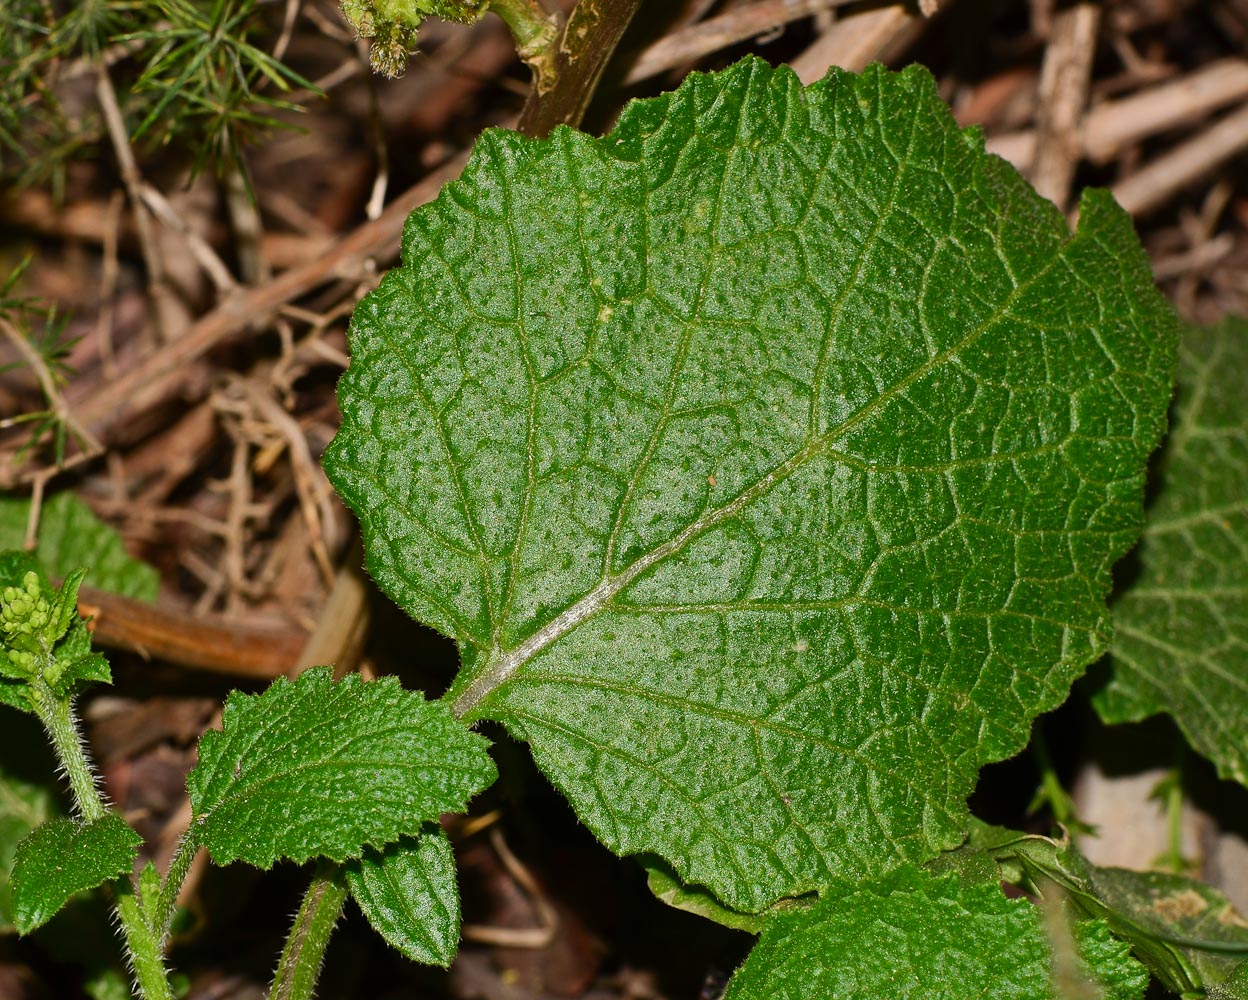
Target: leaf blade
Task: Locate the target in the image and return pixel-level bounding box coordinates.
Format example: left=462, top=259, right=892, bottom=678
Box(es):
left=326, top=59, right=1176, bottom=910
left=1094, top=317, right=1248, bottom=785
left=187, top=668, right=495, bottom=868
left=345, top=824, right=461, bottom=967
left=723, top=866, right=1146, bottom=1000
left=0, top=493, right=158, bottom=601
left=12, top=815, right=140, bottom=934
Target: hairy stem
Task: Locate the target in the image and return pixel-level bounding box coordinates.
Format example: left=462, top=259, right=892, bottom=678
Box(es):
left=153, top=830, right=199, bottom=939
left=115, top=887, right=175, bottom=1000
left=271, top=866, right=349, bottom=1000
left=30, top=676, right=104, bottom=823
left=30, top=675, right=174, bottom=999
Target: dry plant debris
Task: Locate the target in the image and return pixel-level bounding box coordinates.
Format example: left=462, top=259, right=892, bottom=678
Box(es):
left=1, top=1, right=1247, bottom=997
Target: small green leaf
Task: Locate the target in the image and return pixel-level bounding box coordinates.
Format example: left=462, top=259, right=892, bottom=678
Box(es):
left=723, top=865, right=1145, bottom=1000
left=188, top=668, right=495, bottom=868
left=960, top=822, right=1248, bottom=996
left=1210, top=959, right=1248, bottom=1000
left=43, top=620, right=111, bottom=698
left=137, top=860, right=161, bottom=929
left=0, top=680, right=32, bottom=713
left=0, top=746, right=58, bottom=933
left=84, top=968, right=135, bottom=1000
left=1070, top=919, right=1151, bottom=1000
left=45, top=566, right=86, bottom=644
left=345, top=823, right=461, bottom=967
left=1064, top=857, right=1248, bottom=996
left=326, top=57, right=1176, bottom=911
left=11, top=814, right=141, bottom=934
left=644, top=857, right=768, bottom=933
left=0, top=492, right=159, bottom=601
left=1094, top=317, right=1248, bottom=786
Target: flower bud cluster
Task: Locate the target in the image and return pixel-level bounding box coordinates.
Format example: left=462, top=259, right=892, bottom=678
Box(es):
left=1, top=572, right=50, bottom=640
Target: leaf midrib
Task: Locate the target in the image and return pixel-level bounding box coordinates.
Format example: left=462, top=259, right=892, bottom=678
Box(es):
left=450, top=216, right=1083, bottom=722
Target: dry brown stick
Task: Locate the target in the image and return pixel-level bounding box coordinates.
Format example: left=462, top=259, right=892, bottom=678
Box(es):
left=137, top=182, right=238, bottom=295
left=78, top=585, right=304, bottom=678
left=1085, top=58, right=1248, bottom=162
left=987, top=59, right=1248, bottom=171
left=1030, top=2, right=1100, bottom=210
left=1111, top=101, right=1248, bottom=217
left=236, top=376, right=337, bottom=587
left=65, top=150, right=474, bottom=450
left=288, top=535, right=371, bottom=678
left=96, top=191, right=124, bottom=380
left=1152, top=233, right=1235, bottom=282
left=789, top=3, right=918, bottom=82
left=94, top=65, right=186, bottom=342
left=622, top=0, right=858, bottom=85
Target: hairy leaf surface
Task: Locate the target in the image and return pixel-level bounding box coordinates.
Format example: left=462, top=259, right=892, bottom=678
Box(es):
left=325, top=58, right=1176, bottom=909
left=1094, top=317, right=1248, bottom=784
left=723, top=866, right=1145, bottom=999
left=188, top=668, right=495, bottom=868
left=11, top=815, right=140, bottom=934
left=345, top=824, right=460, bottom=967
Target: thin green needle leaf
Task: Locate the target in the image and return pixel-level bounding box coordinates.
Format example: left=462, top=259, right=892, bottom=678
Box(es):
left=1094, top=317, right=1248, bottom=786
left=325, top=58, right=1176, bottom=911
left=11, top=815, right=140, bottom=934
left=187, top=668, right=495, bottom=869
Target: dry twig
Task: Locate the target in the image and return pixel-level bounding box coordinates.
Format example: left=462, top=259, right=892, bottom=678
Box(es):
left=1030, top=2, right=1100, bottom=210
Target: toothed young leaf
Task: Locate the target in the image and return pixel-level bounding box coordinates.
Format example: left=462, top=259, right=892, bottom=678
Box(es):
left=1094, top=317, right=1248, bottom=785
left=41, top=620, right=111, bottom=699
left=959, top=823, right=1248, bottom=997
left=723, top=866, right=1146, bottom=1000
left=1063, top=850, right=1248, bottom=996
left=11, top=815, right=140, bottom=934
left=325, top=58, right=1176, bottom=911
left=345, top=823, right=460, bottom=967
left=187, top=668, right=495, bottom=869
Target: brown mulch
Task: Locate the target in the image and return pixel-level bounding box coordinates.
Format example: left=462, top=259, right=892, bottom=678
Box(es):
left=2, top=1, right=1246, bottom=996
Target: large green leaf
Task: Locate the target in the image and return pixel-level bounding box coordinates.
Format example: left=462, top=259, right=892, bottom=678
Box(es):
left=0, top=492, right=158, bottom=600
left=324, top=58, right=1176, bottom=911
left=187, top=668, right=495, bottom=868
left=1093, top=317, right=1248, bottom=785
left=723, top=866, right=1146, bottom=999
